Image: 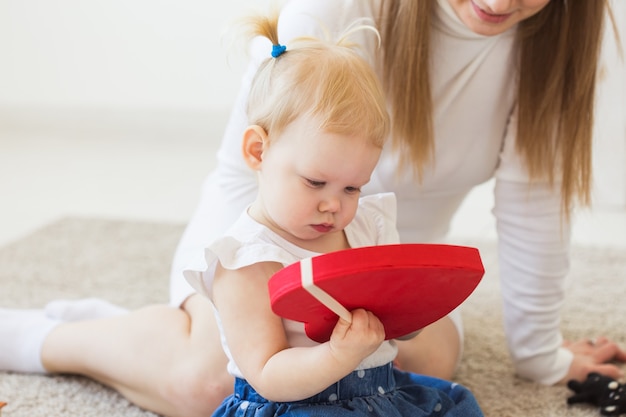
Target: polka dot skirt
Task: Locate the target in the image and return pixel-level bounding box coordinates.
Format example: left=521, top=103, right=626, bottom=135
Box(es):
left=213, top=362, right=484, bottom=416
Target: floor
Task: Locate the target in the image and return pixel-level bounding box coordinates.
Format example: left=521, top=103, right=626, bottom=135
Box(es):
left=1, top=109, right=625, bottom=250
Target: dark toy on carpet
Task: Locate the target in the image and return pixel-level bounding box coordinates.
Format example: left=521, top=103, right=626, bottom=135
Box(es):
left=567, top=372, right=626, bottom=416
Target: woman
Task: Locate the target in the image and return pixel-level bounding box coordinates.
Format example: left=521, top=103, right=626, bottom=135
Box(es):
left=1, top=1, right=624, bottom=417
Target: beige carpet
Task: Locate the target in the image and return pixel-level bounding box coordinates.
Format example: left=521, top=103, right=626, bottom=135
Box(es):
left=1, top=218, right=625, bottom=416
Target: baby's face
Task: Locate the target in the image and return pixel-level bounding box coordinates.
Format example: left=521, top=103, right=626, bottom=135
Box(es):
left=251, top=115, right=381, bottom=252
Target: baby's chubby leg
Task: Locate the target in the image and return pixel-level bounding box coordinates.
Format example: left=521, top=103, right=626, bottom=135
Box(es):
left=41, top=294, right=233, bottom=417
left=45, top=297, right=128, bottom=321
left=1, top=295, right=232, bottom=417
left=394, top=314, right=462, bottom=380
left=0, top=297, right=128, bottom=373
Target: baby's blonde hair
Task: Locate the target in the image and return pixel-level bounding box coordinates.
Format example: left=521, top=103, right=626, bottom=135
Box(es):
left=241, top=13, right=389, bottom=148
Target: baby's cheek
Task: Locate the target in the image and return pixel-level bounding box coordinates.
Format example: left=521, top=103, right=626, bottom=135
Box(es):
left=343, top=202, right=360, bottom=225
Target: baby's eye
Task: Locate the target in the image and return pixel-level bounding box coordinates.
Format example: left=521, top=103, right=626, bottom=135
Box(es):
left=345, top=186, right=361, bottom=194
left=306, top=178, right=325, bottom=188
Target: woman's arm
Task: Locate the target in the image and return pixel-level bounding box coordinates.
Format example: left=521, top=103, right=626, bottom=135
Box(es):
left=494, top=179, right=626, bottom=384
left=493, top=178, right=572, bottom=384
left=493, top=108, right=626, bottom=384
left=212, top=261, right=385, bottom=402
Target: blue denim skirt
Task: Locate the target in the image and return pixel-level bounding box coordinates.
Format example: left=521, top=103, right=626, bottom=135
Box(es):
left=212, top=362, right=483, bottom=416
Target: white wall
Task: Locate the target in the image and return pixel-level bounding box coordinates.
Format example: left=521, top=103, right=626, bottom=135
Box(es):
left=0, top=0, right=270, bottom=112
left=593, top=0, right=626, bottom=208
left=0, top=0, right=624, bottom=207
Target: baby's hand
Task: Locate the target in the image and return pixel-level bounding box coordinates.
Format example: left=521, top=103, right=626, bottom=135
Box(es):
left=328, top=308, right=385, bottom=366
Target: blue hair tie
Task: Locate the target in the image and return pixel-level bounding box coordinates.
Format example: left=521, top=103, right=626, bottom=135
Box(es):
left=271, top=43, right=286, bottom=58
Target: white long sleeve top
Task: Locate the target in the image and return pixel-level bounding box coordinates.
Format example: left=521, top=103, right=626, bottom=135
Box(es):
left=174, top=0, right=573, bottom=385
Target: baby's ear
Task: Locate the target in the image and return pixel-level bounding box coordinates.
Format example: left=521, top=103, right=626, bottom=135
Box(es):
left=241, top=125, right=268, bottom=170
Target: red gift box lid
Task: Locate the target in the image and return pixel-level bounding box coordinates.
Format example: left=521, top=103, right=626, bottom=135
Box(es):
left=268, top=243, right=484, bottom=343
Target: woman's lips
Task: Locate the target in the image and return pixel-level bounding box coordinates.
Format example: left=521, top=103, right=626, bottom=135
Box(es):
left=470, top=0, right=513, bottom=24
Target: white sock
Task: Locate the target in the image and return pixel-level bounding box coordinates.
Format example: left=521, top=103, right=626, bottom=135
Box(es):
left=0, top=308, right=61, bottom=373
left=44, top=298, right=129, bottom=321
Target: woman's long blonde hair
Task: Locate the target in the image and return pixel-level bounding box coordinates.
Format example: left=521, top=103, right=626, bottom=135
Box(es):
left=378, top=0, right=611, bottom=213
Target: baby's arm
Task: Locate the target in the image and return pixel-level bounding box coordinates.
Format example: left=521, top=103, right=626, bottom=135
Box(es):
left=213, top=261, right=385, bottom=402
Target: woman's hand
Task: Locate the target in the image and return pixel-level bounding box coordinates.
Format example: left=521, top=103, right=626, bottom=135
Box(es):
left=328, top=308, right=385, bottom=366
left=560, top=336, right=626, bottom=383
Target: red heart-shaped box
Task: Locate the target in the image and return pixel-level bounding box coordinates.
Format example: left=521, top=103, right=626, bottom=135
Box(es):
left=268, top=243, right=484, bottom=343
